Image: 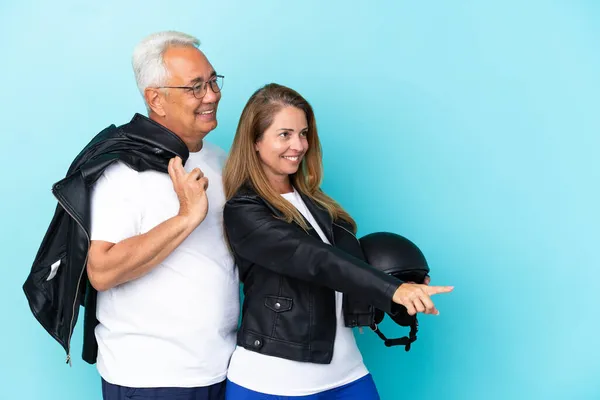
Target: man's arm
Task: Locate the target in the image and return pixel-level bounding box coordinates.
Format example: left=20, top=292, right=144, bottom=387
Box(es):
left=87, top=156, right=209, bottom=291
left=88, top=215, right=197, bottom=291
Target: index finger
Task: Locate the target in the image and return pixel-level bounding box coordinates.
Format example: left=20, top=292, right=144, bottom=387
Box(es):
left=168, top=157, right=176, bottom=179
left=172, top=156, right=186, bottom=178
left=425, top=285, right=454, bottom=295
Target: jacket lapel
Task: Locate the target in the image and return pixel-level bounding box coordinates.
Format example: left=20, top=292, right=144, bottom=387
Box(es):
left=254, top=185, right=335, bottom=244
left=298, top=191, right=335, bottom=245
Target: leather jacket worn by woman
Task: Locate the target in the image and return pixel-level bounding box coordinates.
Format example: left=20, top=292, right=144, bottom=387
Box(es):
left=223, top=184, right=404, bottom=364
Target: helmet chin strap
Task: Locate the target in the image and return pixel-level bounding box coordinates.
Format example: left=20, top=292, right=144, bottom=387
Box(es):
left=370, top=319, right=419, bottom=352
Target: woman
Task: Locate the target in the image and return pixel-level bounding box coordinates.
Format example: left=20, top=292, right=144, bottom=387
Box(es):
left=222, top=83, right=452, bottom=399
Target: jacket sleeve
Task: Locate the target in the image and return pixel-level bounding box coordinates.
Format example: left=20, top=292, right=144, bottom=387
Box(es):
left=223, top=196, right=403, bottom=314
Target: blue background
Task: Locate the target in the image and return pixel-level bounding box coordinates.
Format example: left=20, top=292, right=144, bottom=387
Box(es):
left=1, top=1, right=599, bottom=399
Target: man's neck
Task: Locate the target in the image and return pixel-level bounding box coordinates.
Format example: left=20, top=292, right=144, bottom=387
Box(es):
left=188, top=140, right=203, bottom=153
left=148, top=113, right=203, bottom=152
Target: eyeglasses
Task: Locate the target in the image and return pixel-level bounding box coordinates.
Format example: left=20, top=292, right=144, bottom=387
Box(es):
left=157, top=75, right=224, bottom=99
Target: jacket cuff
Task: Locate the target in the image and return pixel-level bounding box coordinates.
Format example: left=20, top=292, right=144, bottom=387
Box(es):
left=376, top=280, right=403, bottom=314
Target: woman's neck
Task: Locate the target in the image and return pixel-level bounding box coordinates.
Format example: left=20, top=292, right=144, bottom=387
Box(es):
left=267, top=174, right=293, bottom=194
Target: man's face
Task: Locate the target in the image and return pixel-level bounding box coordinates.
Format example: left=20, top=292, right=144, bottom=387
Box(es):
left=156, top=46, right=221, bottom=146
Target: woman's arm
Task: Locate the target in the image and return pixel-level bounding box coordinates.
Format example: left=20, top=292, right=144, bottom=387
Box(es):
left=224, top=195, right=402, bottom=314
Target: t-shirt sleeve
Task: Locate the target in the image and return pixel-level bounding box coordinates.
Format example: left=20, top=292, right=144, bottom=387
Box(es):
left=90, top=162, right=142, bottom=244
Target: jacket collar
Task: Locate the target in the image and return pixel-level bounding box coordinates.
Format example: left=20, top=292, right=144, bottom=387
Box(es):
left=122, top=113, right=190, bottom=163
left=238, top=183, right=335, bottom=244
left=297, top=190, right=335, bottom=244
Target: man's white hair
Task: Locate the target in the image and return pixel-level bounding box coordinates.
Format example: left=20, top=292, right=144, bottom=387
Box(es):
left=132, top=31, right=200, bottom=106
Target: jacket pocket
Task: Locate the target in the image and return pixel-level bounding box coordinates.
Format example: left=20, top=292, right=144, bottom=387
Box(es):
left=45, top=254, right=65, bottom=282
left=38, top=251, right=67, bottom=303
left=264, top=295, right=293, bottom=313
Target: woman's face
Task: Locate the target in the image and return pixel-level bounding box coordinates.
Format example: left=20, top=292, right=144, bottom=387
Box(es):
left=255, top=106, right=309, bottom=184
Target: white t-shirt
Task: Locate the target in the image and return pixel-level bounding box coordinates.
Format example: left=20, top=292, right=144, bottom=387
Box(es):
left=90, top=141, right=239, bottom=388
left=226, top=188, right=369, bottom=396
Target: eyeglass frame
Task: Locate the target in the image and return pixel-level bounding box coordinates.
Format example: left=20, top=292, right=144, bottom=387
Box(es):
left=155, top=74, right=224, bottom=99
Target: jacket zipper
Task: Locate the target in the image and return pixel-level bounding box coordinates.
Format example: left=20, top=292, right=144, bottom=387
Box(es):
left=54, top=193, right=90, bottom=367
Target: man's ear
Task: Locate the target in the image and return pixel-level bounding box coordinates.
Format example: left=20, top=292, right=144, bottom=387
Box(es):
left=144, top=88, right=166, bottom=117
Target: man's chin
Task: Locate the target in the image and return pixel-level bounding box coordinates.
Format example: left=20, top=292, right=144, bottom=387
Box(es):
left=196, top=119, right=218, bottom=135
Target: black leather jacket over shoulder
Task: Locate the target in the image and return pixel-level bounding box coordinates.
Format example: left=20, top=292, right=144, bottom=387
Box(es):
left=22, top=113, right=189, bottom=364
left=223, top=184, right=404, bottom=364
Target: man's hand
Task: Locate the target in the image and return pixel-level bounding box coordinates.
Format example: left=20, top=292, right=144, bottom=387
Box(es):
left=168, top=156, right=209, bottom=227
left=392, top=282, right=453, bottom=316
left=87, top=157, right=212, bottom=291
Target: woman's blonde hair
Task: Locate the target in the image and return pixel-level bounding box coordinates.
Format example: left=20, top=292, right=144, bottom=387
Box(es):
left=222, top=83, right=357, bottom=232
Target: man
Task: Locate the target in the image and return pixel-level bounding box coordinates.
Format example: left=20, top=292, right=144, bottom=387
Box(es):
left=86, top=31, right=238, bottom=399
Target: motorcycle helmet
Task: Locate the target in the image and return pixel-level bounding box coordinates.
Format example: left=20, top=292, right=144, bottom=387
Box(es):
left=359, top=231, right=430, bottom=351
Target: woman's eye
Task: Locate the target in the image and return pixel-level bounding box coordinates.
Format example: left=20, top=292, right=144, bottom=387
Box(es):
left=300, top=131, right=308, bottom=137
